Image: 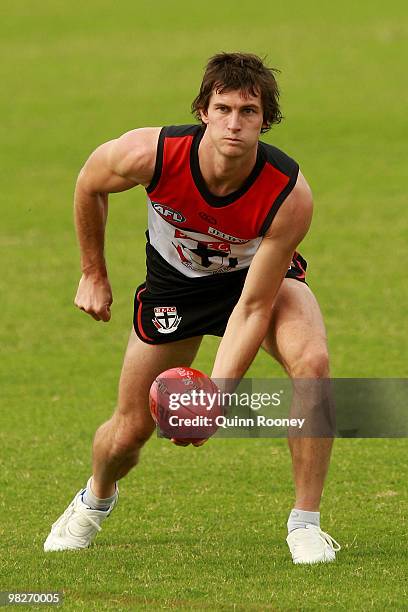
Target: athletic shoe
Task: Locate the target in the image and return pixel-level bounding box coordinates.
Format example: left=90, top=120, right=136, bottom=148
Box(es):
left=43, top=487, right=118, bottom=552
left=286, top=524, right=341, bottom=564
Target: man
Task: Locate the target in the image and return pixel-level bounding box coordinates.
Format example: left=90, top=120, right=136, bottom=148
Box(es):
left=44, top=52, right=340, bottom=564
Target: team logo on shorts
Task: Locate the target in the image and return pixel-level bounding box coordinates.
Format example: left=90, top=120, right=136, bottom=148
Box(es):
left=152, top=306, right=182, bottom=334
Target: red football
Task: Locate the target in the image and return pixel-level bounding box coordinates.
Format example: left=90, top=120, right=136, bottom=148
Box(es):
left=149, top=367, right=222, bottom=445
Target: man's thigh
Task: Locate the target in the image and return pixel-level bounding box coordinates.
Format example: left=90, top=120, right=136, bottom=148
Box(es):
left=262, top=278, right=329, bottom=376
left=117, top=329, right=202, bottom=426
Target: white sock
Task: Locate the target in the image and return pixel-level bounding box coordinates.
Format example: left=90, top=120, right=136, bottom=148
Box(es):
left=81, top=476, right=117, bottom=511
left=287, top=508, right=320, bottom=533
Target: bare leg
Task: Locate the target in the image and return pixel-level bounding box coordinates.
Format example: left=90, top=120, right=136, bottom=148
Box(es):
left=262, top=279, right=333, bottom=511
left=91, top=330, right=202, bottom=498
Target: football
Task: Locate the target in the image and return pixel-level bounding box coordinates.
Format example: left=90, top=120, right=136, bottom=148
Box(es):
left=149, top=366, right=222, bottom=446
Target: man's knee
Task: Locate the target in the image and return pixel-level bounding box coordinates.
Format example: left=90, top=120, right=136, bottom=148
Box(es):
left=109, top=414, right=155, bottom=463
left=287, top=346, right=330, bottom=379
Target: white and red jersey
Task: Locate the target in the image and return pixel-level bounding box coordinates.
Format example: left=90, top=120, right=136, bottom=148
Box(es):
left=144, top=124, right=299, bottom=279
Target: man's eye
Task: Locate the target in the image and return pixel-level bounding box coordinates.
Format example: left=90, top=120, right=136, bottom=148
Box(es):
left=243, top=108, right=255, bottom=114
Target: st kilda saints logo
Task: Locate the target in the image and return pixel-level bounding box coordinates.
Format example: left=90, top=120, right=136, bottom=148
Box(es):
left=172, top=229, right=238, bottom=272
left=152, top=306, right=182, bottom=334
left=152, top=202, right=186, bottom=223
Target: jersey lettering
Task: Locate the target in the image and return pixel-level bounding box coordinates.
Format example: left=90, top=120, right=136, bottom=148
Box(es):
left=207, top=227, right=249, bottom=244
left=152, top=202, right=186, bottom=223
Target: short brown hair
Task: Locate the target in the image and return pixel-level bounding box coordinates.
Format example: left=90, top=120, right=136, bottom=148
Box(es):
left=191, top=52, right=282, bottom=133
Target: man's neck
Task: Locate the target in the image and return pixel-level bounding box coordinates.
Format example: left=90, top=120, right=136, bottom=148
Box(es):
left=198, top=132, right=258, bottom=197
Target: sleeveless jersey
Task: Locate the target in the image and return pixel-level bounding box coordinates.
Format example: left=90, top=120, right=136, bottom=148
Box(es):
left=145, top=124, right=299, bottom=279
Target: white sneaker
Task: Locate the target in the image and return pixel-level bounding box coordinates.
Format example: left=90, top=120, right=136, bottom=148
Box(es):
left=286, top=524, right=341, bottom=564
left=44, top=487, right=118, bottom=552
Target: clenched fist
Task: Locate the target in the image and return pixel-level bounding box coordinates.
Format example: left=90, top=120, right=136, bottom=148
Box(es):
left=74, top=273, right=113, bottom=322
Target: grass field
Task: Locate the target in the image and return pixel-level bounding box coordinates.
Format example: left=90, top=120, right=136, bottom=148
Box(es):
left=1, top=1, right=407, bottom=609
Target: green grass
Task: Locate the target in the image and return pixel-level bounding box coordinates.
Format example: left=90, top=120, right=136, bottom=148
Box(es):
left=1, top=436, right=408, bottom=610
left=1, top=0, right=407, bottom=609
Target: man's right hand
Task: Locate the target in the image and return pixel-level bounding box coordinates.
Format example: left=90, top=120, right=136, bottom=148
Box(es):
left=74, top=273, right=113, bottom=322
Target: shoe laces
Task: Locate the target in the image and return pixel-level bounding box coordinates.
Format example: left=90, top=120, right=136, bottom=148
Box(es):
left=315, top=527, right=341, bottom=552
left=72, top=507, right=103, bottom=533
left=51, top=491, right=109, bottom=534
left=289, top=525, right=341, bottom=555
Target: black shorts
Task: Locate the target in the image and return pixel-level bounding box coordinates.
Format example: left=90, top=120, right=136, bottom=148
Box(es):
left=133, top=244, right=307, bottom=345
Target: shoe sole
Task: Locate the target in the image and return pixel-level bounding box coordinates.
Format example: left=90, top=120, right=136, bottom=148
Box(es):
left=293, top=553, right=336, bottom=564
left=44, top=535, right=91, bottom=552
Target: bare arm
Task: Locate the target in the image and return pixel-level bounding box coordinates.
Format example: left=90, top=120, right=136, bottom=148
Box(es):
left=211, top=172, right=313, bottom=381
left=73, top=127, right=160, bottom=321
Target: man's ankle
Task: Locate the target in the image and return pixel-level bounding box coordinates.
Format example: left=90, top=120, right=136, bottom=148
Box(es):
left=287, top=508, right=320, bottom=533
left=81, top=476, right=117, bottom=511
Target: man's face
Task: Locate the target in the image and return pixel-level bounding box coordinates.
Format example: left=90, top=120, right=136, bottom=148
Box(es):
left=199, top=88, right=265, bottom=158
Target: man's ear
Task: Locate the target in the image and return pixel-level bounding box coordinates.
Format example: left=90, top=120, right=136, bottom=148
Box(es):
left=199, top=108, right=209, bottom=125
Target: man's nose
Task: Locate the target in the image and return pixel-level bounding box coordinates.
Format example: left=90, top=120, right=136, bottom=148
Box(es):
left=227, top=111, right=241, bottom=131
